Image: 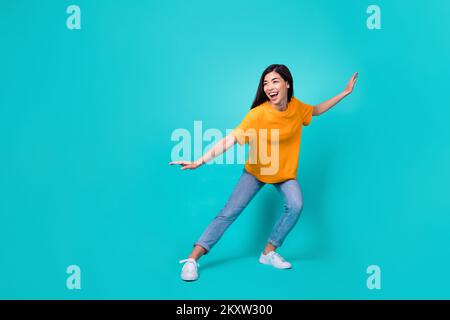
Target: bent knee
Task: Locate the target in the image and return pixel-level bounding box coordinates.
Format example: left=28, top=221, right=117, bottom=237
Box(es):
left=216, top=205, right=245, bottom=221
left=285, top=201, right=303, bottom=215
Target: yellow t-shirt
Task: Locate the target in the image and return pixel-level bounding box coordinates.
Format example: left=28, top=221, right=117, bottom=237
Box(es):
left=231, top=96, right=314, bottom=183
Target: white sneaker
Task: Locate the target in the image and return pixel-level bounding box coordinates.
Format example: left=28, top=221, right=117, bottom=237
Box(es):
left=179, top=258, right=199, bottom=281
left=259, top=251, right=292, bottom=269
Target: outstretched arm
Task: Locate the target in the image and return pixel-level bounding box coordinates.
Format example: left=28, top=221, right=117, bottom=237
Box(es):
left=169, top=133, right=237, bottom=170
left=313, top=72, right=358, bottom=116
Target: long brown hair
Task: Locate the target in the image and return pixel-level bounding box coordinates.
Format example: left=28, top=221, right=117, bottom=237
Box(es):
left=250, top=64, right=294, bottom=109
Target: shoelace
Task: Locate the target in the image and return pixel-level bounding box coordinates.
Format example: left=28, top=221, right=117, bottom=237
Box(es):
left=179, top=259, right=200, bottom=267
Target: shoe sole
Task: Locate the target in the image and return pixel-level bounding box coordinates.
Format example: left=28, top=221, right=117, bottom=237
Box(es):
left=259, top=258, right=292, bottom=269
left=181, top=275, right=199, bottom=281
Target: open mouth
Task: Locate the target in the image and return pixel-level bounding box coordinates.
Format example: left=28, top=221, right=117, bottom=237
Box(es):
left=268, top=92, right=278, bottom=100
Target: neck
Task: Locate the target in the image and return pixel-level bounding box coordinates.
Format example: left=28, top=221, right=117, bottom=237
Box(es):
left=269, top=97, right=288, bottom=111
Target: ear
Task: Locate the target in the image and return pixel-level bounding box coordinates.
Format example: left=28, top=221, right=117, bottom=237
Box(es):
left=286, top=82, right=290, bottom=89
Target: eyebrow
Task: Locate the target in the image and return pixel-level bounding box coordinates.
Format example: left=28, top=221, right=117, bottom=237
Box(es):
left=263, top=77, right=280, bottom=83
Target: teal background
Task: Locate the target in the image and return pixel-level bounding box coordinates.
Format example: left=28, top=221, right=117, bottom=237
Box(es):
left=1, top=0, right=449, bottom=299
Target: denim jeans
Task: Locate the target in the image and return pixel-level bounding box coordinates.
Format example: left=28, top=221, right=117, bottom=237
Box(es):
left=194, top=168, right=304, bottom=254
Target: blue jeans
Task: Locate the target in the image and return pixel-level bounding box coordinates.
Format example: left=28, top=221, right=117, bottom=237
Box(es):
left=194, top=168, right=304, bottom=254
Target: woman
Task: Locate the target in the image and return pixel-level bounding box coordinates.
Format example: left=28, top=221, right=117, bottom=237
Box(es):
left=170, top=64, right=358, bottom=281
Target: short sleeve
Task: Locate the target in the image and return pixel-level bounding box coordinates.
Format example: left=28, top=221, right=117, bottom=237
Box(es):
left=300, top=101, right=314, bottom=126
left=231, top=108, right=260, bottom=145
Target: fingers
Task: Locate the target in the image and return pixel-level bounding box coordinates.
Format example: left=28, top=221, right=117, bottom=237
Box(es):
left=169, top=161, right=194, bottom=170
left=169, top=161, right=187, bottom=166
left=348, top=73, right=357, bottom=89
left=169, top=160, right=198, bottom=170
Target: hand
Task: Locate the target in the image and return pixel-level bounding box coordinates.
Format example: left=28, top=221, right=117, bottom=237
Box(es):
left=169, top=160, right=202, bottom=170
left=343, top=72, right=358, bottom=96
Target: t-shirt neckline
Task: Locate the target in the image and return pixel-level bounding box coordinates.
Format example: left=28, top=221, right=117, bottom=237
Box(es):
left=263, top=98, right=296, bottom=116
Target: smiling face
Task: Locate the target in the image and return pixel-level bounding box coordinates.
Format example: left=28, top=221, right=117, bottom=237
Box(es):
left=263, top=71, right=290, bottom=106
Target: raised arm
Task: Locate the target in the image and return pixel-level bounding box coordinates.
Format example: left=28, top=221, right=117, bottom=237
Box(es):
left=313, top=72, right=358, bottom=116
left=169, top=133, right=237, bottom=170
